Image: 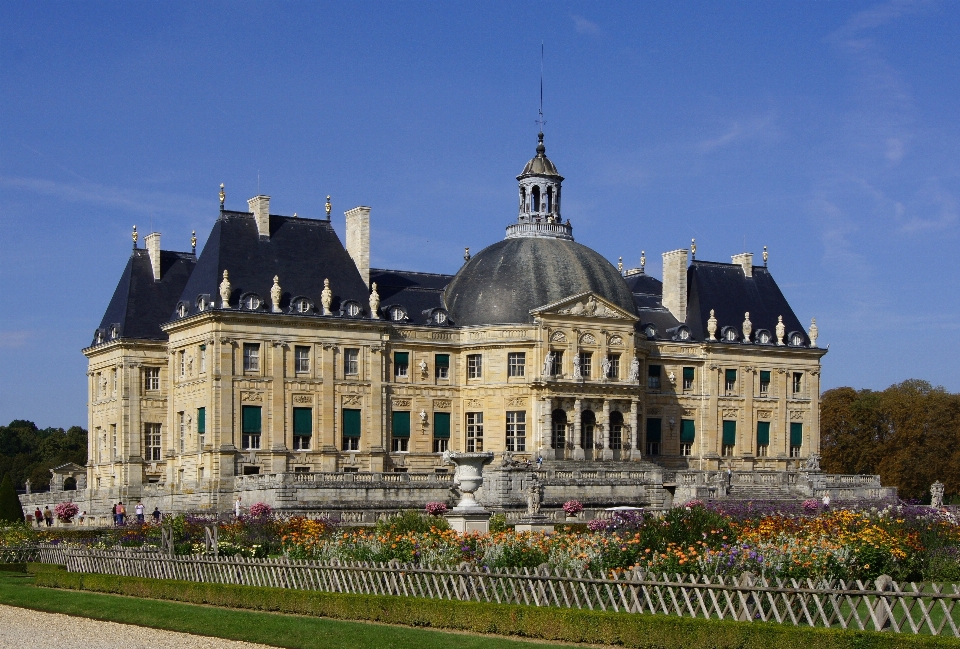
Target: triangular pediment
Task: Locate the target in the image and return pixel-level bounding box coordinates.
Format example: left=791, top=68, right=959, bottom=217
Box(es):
left=530, top=292, right=638, bottom=321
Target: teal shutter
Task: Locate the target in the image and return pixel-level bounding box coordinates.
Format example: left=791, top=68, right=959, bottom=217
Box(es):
left=722, top=420, right=737, bottom=446
left=756, top=421, right=770, bottom=446
left=725, top=369, right=737, bottom=384
left=434, top=412, right=451, bottom=439
left=683, top=367, right=694, bottom=382
left=679, top=419, right=695, bottom=443
left=760, top=370, right=771, bottom=384
left=435, top=354, right=449, bottom=368
left=645, top=418, right=662, bottom=443
left=342, top=409, right=361, bottom=437
left=197, top=407, right=205, bottom=434
left=392, top=411, right=411, bottom=438
left=394, top=352, right=409, bottom=365
left=790, top=422, right=803, bottom=447
left=241, top=406, right=261, bottom=433
left=293, top=408, right=312, bottom=436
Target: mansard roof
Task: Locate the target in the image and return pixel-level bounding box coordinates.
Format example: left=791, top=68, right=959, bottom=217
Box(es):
left=369, top=268, right=451, bottom=324
left=175, top=210, right=370, bottom=318
left=93, top=248, right=196, bottom=345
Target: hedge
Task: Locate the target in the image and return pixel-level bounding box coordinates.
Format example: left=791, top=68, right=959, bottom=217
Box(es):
left=29, top=564, right=960, bottom=649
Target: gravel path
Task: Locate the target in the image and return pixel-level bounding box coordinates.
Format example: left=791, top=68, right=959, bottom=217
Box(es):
left=0, top=604, right=276, bottom=649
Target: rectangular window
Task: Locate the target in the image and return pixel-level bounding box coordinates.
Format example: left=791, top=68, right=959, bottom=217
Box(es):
left=722, top=420, right=737, bottom=456
left=433, top=411, right=450, bottom=453
left=647, top=364, right=661, bottom=389
left=391, top=411, right=410, bottom=452
left=197, top=407, right=206, bottom=448
left=645, top=418, right=662, bottom=456
left=179, top=350, right=186, bottom=378
left=609, top=422, right=623, bottom=450
left=466, top=412, right=484, bottom=452
left=111, top=423, right=118, bottom=460
left=506, top=411, right=526, bottom=452
left=145, top=367, right=160, bottom=391
left=243, top=343, right=260, bottom=372
left=113, top=369, right=118, bottom=393
left=607, top=354, right=620, bottom=379
left=550, top=350, right=564, bottom=377
left=199, top=344, right=207, bottom=373
left=578, top=352, right=592, bottom=378
left=756, top=421, right=770, bottom=457
left=508, top=352, right=526, bottom=377
left=394, top=352, right=409, bottom=378
left=682, top=367, right=695, bottom=390
left=467, top=354, right=482, bottom=379
left=295, top=346, right=311, bottom=373
left=760, top=370, right=771, bottom=395
left=552, top=419, right=566, bottom=448
left=241, top=405, right=262, bottom=450
left=343, top=348, right=359, bottom=375
left=725, top=369, right=738, bottom=392
left=342, top=408, right=361, bottom=451
left=178, top=412, right=185, bottom=453
left=680, top=419, right=695, bottom=456
left=793, top=372, right=803, bottom=395
left=144, top=423, right=161, bottom=461
left=790, top=422, right=803, bottom=457
left=435, top=354, right=450, bottom=379
left=293, top=407, right=312, bottom=450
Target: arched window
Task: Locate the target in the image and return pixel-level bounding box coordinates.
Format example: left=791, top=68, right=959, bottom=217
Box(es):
left=609, top=411, right=624, bottom=451
left=520, top=188, right=526, bottom=211
left=532, top=186, right=541, bottom=212
left=552, top=409, right=567, bottom=449
left=581, top=410, right=596, bottom=453
left=546, top=186, right=553, bottom=213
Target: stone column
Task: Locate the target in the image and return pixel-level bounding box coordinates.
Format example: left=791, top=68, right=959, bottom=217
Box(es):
left=810, top=369, right=821, bottom=457
left=320, top=344, right=338, bottom=471
left=572, top=399, right=584, bottom=461
left=600, top=400, right=613, bottom=460
left=744, top=367, right=755, bottom=458
left=541, top=398, right=554, bottom=460
left=708, top=366, right=721, bottom=463
left=368, top=345, right=385, bottom=471
left=778, top=368, right=789, bottom=462
left=269, top=342, right=287, bottom=473
left=629, top=399, right=640, bottom=461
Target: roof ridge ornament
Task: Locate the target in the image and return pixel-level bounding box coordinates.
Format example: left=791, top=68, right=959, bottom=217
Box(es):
left=776, top=315, right=785, bottom=346
left=219, top=270, right=231, bottom=309
left=809, top=318, right=818, bottom=348
left=742, top=312, right=752, bottom=343
left=321, top=278, right=333, bottom=316
left=219, top=183, right=225, bottom=211
left=325, top=195, right=332, bottom=221
left=640, top=251, right=646, bottom=273
left=707, top=309, right=718, bottom=341
left=691, top=238, right=697, bottom=260
left=191, top=230, right=197, bottom=254
left=132, top=225, right=138, bottom=250
left=271, top=276, right=282, bottom=313
left=369, top=283, right=380, bottom=319
left=763, top=245, right=768, bottom=266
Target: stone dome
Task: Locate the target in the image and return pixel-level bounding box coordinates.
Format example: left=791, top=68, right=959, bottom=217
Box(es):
left=443, top=237, right=637, bottom=326
left=518, top=132, right=562, bottom=179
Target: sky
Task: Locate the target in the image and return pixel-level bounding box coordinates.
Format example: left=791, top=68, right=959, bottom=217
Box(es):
left=2, top=1, right=959, bottom=429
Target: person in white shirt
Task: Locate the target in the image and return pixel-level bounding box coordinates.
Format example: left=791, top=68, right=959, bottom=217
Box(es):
left=135, top=501, right=145, bottom=523
left=235, top=496, right=242, bottom=518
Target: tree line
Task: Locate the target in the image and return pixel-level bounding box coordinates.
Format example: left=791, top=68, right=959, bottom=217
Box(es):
left=0, top=420, right=87, bottom=492
left=820, top=379, right=960, bottom=502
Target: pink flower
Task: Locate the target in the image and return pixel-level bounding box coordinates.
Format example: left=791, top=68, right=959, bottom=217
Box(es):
left=425, top=502, right=448, bottom=516
left=249, top=502, right=273, bottom=518
left=563, top=500, right=584, bottom=515
left=54, top=502, right=79, bottom=522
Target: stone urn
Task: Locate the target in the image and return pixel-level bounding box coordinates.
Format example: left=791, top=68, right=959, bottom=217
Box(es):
left=443, top=451, right=494, bottom=532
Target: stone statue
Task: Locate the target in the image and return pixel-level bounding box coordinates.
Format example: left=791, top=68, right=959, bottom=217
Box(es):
left=931, top=481, right=945, bottom=509
left=369, top=283, right=380, bottom=319
left=572, top=354, right=582, bottom=380
left=601, top=357, right=612, bottom=379
left=803, top=453, right=821, bottom=472
left=542, top=352, right=555, bottom=377
left=419, top=359, right=428, bottom=377
left=668, top=370, right=676, bottom=386
left=628, top=357, right=640, bottom=382
left=24, top=479, right=30, bottom=495
left=219, top=270, right=232, bottom=309
left=320, top=278, right=333, bottom=316
left=742, top=312, right=752, bottom=342
left=776, top=315, right=785, bottom=346
left=270, top=276, right=282, bottom=313
left=809, top=318, right=818, bottom=348
left=526, top=477, right=543, bottom=516
left=707, top=309, right=718, bottom=341
left=419, top=409, right=428, bottom=426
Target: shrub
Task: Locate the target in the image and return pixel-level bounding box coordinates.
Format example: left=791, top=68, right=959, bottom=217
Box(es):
left=249, top=502, right=273, bottom=518
left=0, top=475, right=23, bottom=524
left=424, top=502, right=448, bottom=516
left=375, top=510, right=448, bottom=535
left=802, top=499, right=820, bottom=513
left=54, top=502, right=79, bottom=522
left=562, top=500, right=584, bottom=516
left=488, top=513, right=507, bottom=533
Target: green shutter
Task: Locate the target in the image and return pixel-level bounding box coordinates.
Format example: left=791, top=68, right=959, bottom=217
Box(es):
left=394, top=352, right=409, bottom=365
left=790, top=422, right=803, bottom=448
left=241, top=406, right=261, bottom=433
left=342, top=409, right=361, bottom=437
left=722, top=420, right=737, bottom=446
left=434, top=412, right=451, bottom=439
left=645, top=418, right=662, bottom=443
left=756, top=421, right=770, bottom=446
left=197, top=407, right=205, bottom=434
left=760, top=370, right=771, bottom=384
left=683, top=367, right=694, bottom=382
left=680, top=419, right=695, bottom=443
left=725, top=369, right=737, bottom=384
left=293, top=408, right=312, bottom=436
left=392, top=411, right=410, bottom=438
left=435, top=354, right=449, bottom=368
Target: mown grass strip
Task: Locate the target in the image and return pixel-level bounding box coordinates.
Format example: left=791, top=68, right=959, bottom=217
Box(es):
left=18, top=564, right=960, bottom=649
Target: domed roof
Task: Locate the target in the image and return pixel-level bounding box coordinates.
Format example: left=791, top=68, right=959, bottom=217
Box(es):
left=518, top=132, right=562, bottom=179
left=443, top=237, right=637, bottom=326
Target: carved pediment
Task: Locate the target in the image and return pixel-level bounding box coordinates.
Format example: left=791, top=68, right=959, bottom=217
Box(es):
left=531, top=292, right=638, bottom=321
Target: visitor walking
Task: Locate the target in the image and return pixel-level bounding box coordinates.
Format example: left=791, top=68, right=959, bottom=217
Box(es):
left=822, top=493, right=831, bottom=510
left=152, top=506, right=161, bottom=523
left=234, top=496, right=242, bottom=519
left=117, top=501, right=126, bottom=525
left=42, top=506, right=53, bottom=527
left=112, top=502, right=119, bottom=525
left=135, top=501, right=145, bottom=523
left=33, top=507, right=42, bottom=528
left=78, top=510, right=86, bottom=525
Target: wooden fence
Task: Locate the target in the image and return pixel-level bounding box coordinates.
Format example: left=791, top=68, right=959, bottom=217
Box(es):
left=6, top=548, right=945, bottom=636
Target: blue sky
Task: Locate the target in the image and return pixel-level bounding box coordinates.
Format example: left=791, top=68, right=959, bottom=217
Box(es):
left=2, top=1, right=959, bottom=428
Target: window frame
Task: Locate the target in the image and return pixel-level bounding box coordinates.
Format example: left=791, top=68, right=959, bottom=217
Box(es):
left=724, top=368, right=737, bottom=393
left=295, top=346, right=311, bottom=374
left=647, top=364, right=661, bottom=390
left=243, top=343, right=261, bottom=373
left=144, top=423, right=162, bottom=462
left=435, top=354, right=450, bottom=379
left=394, top=352, right=409, bottom=378
left=578, top=351, right=592, bottom=379
left=507, top=352, right=526, bottom=378
left=343, top=348, right=359, bottom=376
left=682, top=367, right=695, bottom=390
left=466, top=412, right=484, bottom=452
left=505, top=411, right=526, bottom=452
left=467, top=354, right=482, bottom=379
left=606, top=354, right=620, bottom=380
left=144, top=367, right=160, bottom=392
left=759, top=370, right=771, bottom=395
left=792, top=372, right=803, bottom=395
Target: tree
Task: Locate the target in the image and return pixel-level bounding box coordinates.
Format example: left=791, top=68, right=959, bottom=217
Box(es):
left=0, top=475, right=24, bottom=523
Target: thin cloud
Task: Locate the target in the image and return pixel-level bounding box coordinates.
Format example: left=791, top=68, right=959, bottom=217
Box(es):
left=699, top=113, right=779, bottom=152
left=571, top=14, right=602, bottom=36
left=0, top=331, right=32, bottom=349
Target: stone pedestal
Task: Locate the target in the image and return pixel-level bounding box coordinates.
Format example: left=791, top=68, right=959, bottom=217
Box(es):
left=447, top=509, right=492, bottom=533
left=443, top=450, right=495, bottom=534
left=514, top=515, right=554, bottom=534
left=572, top=446, right=585, bottom=461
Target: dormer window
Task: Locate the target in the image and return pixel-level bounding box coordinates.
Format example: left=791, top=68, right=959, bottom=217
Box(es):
left=292, top=297, right=313, bottom=313
left=241, top=294, right=262, bottom=310
left=176, top=302, right=188, bottom=318
left=789, top=332, right=805, bottom=347
left=94, top=330, right=104, bottom=345
left=109, top=325, right=119, bottom=340
left=644, top=324, right=657, bottom=338
left=427, top=308, right=448, bottom=325
left=721, top=326, right=739, bottom=342
left=341, top=301, right=362, bottom=318
left=196, top=295, right=208, bottom=312
left=388, top=306, right=407, bottom=322
left=756, top=329, right=772, bottom=345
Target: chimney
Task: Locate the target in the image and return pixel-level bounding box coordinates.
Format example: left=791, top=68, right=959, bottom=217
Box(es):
left=732, top=252, right=753, bottom=278
left=247, top=195, right=271, bottom=239
left=144, top=232, right=161, bottom=281
left=661, top=248, right=689, bottom=323
left=345, top=206, right=371, bottom=287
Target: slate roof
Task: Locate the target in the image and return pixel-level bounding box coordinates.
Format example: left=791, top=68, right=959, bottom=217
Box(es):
left=93, top=248, right=196, bottom=345
left=175, top=211, right=370, bottom=319
left=369, top=268, right=451, bottom=325
left=518, top=133, right=562, bottom=179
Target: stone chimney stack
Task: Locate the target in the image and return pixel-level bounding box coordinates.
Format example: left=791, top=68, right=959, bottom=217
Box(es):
left=247, top=195, right=271, bottom=239
left=144, top=232, right=161, bottom=281
left=732, top=252, right=753, bottom=278
left=345, top=206, right=371, bottom=287
left=661, top=248, right=689, bottom=323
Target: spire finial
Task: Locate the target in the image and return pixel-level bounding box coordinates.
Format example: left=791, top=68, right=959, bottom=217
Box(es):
left=618, top=256, right=623, bottom=275
left=132, top=225, right=138, bottom=249
left=325, top=195, right=331, bottom=220
left=191, top=230, right=197, bottom=254
left=464, top=247, right=471, bottom=263
left=219, top=183, right=225, bottom=210
left=691, top=238, right=697, bottom=260
left=763, top=245, right=768, bottom=266
left=535, top=42, right=547, bottom=136
left=640, top=250, right=646, bottom=273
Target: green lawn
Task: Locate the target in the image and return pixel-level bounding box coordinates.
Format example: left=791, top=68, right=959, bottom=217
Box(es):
left=0, top=571, right=574, bottom=649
